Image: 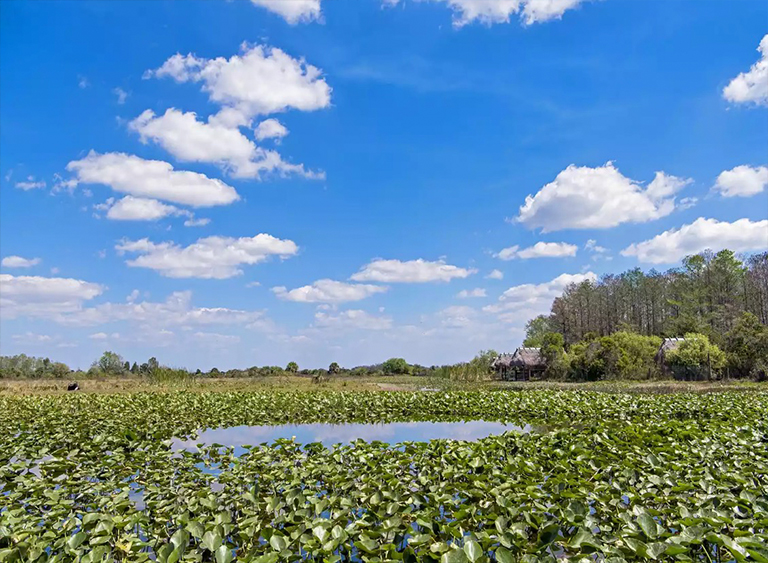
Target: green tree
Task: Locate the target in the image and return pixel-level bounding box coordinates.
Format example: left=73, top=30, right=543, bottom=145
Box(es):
left=147, top=357, right=159, bottom=371
left=725, top=312, right=768, bottom=379
left=523, top=316, right=553, bottom=347
left=382, top=358, right=410, bottom=375
left=540, top=333, right=568, bottom=379
left=130, top=362, right=139, bottom=374
left=285, top=361, right=299, bottom=373
left=667, top=333, right=726, bottom=378
left=328, top=362, right=340, bottom=375
left=96, top=351, right=125, bottom=375
left=51, top=362, right=70, bottom=379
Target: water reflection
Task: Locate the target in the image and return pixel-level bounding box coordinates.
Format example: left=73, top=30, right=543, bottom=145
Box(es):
left=175, top=420, right=528, bottom=451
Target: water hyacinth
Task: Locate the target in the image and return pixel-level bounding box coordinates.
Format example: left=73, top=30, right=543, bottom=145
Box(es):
left=1, top=390, right=767, bottom=561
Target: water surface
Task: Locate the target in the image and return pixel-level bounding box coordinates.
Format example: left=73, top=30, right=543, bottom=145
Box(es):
left=175, top=420, right=528, bottom=451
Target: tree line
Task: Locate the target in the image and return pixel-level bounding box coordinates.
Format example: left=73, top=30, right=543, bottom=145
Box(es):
left=524, top=250, right=768, bottom=381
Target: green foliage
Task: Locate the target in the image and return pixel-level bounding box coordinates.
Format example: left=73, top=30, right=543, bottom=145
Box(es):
left=285, top=361, right=299, bottom=373
left=569, top=332, right=662, bottom=381
left=522, top=315, right=553, bottom=347
left=725, top=312, right=768, bottom=379
left=667, top=333, right=726, bottom=371
left=0, top=355, right=71, bottom=379
left=1, top=390, right=766, bottom=560
left=382, top=357, right=410, bottom=375
left=95, top=350, right=126, bottom=375
left=541, top=332, right=568, bottom=379
left=328, top=362, right=341, bottom=375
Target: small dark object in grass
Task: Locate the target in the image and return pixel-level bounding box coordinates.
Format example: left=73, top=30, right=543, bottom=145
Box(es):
left=67, top=382, right=80, bottom=391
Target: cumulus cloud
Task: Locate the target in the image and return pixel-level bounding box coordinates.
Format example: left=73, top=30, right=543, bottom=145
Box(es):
left=713, top=165, right=768, bottom=198
left=146, top=43, right=331, bottom=120
left=484, top=272, right=596, bottom=321
left=456, top=288, right=487, bottom=298
left=496, top=241, right=578, bottom=260
left=424, top=0, right=585, bottom=27
left=15, top=176, right=46, bottom=191
left=272, top=279, right=388, bottom=303
left=621, top=217, right=768, bottom=264
left=584, top=239, right=607, bottom=253
left=129, top=109, right=320, bottom=180
left=485, top=269, right=504, bottom=280
left=104, top=196, right=186, bottom=221
left=438, top=305, right=480, bottom=328
left=254, top=118, right=289, bottom=141
left=249, top=0, right=321, bottom=24
left=51, top=291, right=273, bottom=331
left=314, top=309, right=393, bottom=331
left=0, top=274, right=104, bottom=319
left=723, top=35, right=768, bottom=106
left=66, top=151, right=240, bottom=207
left=516, top=163, right=692, bottom=232
left=115, top=233, right=299, bottom=279
left=184, top=217, right=210, bottom=228
left=2, top=256, right=41, bottom=268
left=350, top=259, right=476, bottom=283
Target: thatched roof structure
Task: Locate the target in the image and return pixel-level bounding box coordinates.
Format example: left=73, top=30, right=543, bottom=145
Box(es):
left=491, top=354, right=514, bottom=369
left=656, top=337, right=685, bottom=364
left=510, top=347, right=545, bottom=368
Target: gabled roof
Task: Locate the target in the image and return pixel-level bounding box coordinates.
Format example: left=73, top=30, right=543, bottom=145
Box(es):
left=511, top=347, right=545, bottom=367
left=659, top=337, right=686, bottom=353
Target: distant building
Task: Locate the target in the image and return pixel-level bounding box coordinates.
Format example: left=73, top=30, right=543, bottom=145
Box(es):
left=492, top=347, right=546, bottom=381
left=655, top=337, right=685, bottom=373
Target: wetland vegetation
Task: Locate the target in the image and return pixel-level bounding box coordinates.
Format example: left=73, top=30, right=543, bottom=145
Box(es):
left=2, top=389, right=767, bottom=562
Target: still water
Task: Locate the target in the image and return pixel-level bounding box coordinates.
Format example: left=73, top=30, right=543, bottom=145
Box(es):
left=174, top=420, right=529, bottom=451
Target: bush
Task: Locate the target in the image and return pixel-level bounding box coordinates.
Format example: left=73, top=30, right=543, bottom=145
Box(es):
left=667, top=333, right=726, bottom=379
left=382, top=358, right=410, bottom=375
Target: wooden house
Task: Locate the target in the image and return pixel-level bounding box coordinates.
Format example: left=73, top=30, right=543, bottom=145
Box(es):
left=493, top=348, right=546, bottom=381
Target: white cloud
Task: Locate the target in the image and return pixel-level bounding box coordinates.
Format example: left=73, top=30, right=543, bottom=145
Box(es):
left=0, top=274, right=104, bottom=319
left=254, top=118, right=289, bottom=141
left=723, top=35, right=768, bottom=106
left=113, top=87, right=129, bottom=104
left=89, top=332, right=120, bottom=340
left=147, top=43, right=331, bottom=120
left=11, top=332, right=53, bottom=343
left=51, top=290, right=272, bottom=329
left=350, top=258, right=476, bottom=283
left=427, top=0, right=585, bottom=27
left=272, top=279, right=388, bottom=303
left=78, top=75, right=89, bottom=89
left=584, top=239, right=607, bottom=253
left=484, top=272, right=596, bottom=321
left=456, top=288, right=487, bottom=298
left=115, top=233, right=299, bottom=279
left=714, top=165, right=768, bottom=198
left=129, top=109, right=319, bottom=180
left=438, top=305, right=479, bottom=328
left=184, top=217, right=210, bottom=227
left=485, top=269, right=504, bottom=280
left=66, top=151, right=240, bottom=207
left=249, top=0, right=321, bottom=24
left=517, top=163, right=692, bottom=232
left=246, top=281, right=261, bottom=288
left=105, top=196, right=186, bottom=221
left=314, top=309, right=393, bottom=331
left=621, top=217, right=768, bottom=264
left=496, top=241, right=578, bottom=260
left=15, top=176, right=46, bottom=190
left=2, top=256, right=41, bottom=268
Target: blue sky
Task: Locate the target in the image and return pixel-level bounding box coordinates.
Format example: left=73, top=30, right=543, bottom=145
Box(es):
left=1, top=0, right=766, bottom=370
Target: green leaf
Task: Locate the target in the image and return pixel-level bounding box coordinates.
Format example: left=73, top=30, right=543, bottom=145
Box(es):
left=637, top=513, right=660, bottom=539
left=270, top=534, right=287, bottom=552
left=494, top=547, right=514, bottom=563
left=216, top=545, right=235, bottom=563
left=67, top=532, right=87, bottom=549
left=441, top=548, right=469, bottom=563
left=463, top=540, right=482, bottom=563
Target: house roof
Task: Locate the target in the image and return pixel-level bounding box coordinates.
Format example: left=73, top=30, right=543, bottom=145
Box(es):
left=511, top=347, right=545, bottom=367
left=659, top=337, right=686, bottom=352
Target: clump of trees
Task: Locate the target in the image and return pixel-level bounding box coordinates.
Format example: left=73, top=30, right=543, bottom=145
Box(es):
left=0, top=355, right=70, bottom=378
left=520, top=249, right=768, bottom=381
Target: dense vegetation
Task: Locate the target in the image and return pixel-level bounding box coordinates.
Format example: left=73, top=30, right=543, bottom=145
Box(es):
left=1, top=390, right=767, bottom=561
left=524, top=250, right=768, bottom=381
